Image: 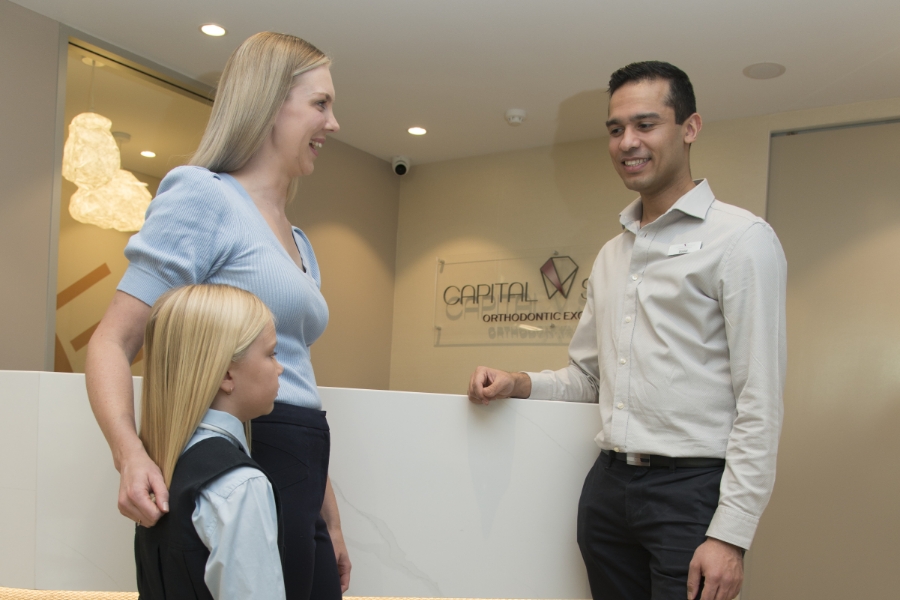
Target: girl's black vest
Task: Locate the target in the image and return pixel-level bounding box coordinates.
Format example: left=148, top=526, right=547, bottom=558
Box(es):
left=134, top=437, right=283, bottom=599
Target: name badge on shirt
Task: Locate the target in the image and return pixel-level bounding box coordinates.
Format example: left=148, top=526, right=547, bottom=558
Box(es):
left=668, top=241, right=702, bottom=256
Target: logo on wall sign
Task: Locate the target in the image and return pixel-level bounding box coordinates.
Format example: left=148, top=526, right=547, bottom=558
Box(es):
left=540, top=255, right=579, bottom=299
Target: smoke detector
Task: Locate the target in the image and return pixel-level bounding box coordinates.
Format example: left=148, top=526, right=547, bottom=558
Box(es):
left=505, top=108, right=526, bottom=126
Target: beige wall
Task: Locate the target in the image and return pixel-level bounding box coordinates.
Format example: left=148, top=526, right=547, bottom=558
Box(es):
left=692, top=96, right=900, bottom=219
left=0, top=0, right=62, bottom=371
left=742, top=122, right=900, bottom=599
left=390, top=95, right=900, bottom=395
left=288, top=139, right=399, bottom=390
left=388, top=140, right=633, bottom=394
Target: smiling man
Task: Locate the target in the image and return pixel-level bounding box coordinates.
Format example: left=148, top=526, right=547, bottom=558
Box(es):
left=468, top=61, right=787, bottom=600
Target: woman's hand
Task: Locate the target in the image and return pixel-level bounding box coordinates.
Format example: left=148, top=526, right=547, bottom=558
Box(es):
left=330, top=528, right=352, bottom=593
left=118, top=444, right=169, bottom=525
left=321, top=476, right=351, bottom=591
left=86, top=291, right=168, bottom=525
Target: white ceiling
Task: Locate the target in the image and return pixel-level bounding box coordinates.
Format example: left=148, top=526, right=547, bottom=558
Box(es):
left=15, top=0, right=900, bottom=165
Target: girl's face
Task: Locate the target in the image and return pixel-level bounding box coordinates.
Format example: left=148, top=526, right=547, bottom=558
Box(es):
left=268, top=65, right=339, bottom=177
left=222, top=321, right=282, bottom=422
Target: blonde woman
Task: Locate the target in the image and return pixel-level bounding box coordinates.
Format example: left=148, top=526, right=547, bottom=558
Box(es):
left=86, top=32, right=349, bottom=598
left=135, top=285, right=285, bottom=599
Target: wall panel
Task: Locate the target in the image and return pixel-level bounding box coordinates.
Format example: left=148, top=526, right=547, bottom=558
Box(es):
left=0, top=0, right=62, bottom=371
left=743, top=122, right=900, bottom=599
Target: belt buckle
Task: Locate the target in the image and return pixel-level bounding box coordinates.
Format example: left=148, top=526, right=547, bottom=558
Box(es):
left=626, top=453, right=651, bottom=466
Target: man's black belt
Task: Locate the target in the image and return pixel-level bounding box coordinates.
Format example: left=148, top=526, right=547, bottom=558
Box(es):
left=602, top=449, right=725, bottom=468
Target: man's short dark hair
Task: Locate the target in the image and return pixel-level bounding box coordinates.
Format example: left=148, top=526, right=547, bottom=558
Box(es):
left=608, top=61, right=696, bottom=124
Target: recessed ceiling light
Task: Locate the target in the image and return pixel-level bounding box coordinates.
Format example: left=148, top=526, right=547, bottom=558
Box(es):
left=200, top=24, right=227, bottom=37
left=408, top=127, right=427, bottom=135
left=743, top=62, right=786, bottom=80
left=81, top=57, right=105, bottom=67
left=140, top=151, right=156, bottom=158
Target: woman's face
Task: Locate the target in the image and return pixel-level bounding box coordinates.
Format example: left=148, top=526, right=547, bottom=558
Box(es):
left=270, top=65, right=339, bottom=177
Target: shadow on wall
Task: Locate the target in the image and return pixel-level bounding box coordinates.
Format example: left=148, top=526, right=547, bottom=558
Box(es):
left=549, top=88, right=632, bottom=241
left=553, top=88, right=610, bottom=145
left=550, top=89, right=608, bottom=220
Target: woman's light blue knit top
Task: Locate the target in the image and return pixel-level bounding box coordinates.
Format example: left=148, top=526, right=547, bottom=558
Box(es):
left=118, top=166, right=329, bottom=409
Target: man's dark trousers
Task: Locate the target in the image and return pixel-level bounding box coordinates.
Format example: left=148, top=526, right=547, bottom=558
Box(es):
left=577, top=452, right=725, bottom=600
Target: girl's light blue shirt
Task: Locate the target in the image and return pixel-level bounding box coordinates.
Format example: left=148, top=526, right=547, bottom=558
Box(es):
left=186, top=408, right=285, bottom=600
left=118, top=166, right=329, bottom=409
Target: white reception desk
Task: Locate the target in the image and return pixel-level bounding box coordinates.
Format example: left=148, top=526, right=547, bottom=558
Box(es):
left=0, top=371, right=600, bottom=598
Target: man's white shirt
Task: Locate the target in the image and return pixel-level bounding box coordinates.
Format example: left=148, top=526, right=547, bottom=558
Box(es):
left=528, top=179, right=787, bottom=549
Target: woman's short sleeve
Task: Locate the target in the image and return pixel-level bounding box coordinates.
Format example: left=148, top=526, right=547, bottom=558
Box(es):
left=118, top=166, right=237, bottom=307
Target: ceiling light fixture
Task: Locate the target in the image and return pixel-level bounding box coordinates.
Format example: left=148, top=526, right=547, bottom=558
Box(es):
left=69, top=170, right=152, bottom=232
left=62, top=115, right=151, bottom=231
left=140, top=150, right=156, bottom=158
left=743, top=62, right=786, bottom=80
left=63, top=113, right=121, bottom=190
left=200, top=24, right=226, bottom=37
left=408, top=127, right=427, bottom=135
left=61, top=60, right=151, bottom=232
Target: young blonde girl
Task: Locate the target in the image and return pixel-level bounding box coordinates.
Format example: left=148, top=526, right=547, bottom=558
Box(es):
left=135, top=284, right=285, bottom=600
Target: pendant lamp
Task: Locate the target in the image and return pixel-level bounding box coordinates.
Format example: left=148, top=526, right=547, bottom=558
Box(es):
left=61, top=59, right=152, bottom=232
left=69, top=169, right=151, bottom=232
left=62, top=112, right=120, bottom=190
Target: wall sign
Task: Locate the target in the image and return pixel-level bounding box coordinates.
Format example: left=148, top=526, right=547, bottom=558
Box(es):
left=433, top=246, right=599, bottom=346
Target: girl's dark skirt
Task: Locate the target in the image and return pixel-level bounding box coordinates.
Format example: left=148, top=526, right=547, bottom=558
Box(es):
left=251, top=403, right=341, bottom=600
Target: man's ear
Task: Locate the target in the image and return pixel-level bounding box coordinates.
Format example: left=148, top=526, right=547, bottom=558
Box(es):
left=683, top=112, right=702, bottom=145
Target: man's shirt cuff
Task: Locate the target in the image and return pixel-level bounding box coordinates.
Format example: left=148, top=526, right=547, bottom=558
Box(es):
left=706, top=505, right=759, bottom=550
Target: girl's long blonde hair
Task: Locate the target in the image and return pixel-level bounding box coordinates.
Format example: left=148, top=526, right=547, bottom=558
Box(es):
left=139, top=285, right=274, bottom=486
left=190, top=31, right=331, bottom=176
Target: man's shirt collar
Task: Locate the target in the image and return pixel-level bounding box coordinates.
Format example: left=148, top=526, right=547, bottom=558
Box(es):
left=619, top=179, right=714, bottom=233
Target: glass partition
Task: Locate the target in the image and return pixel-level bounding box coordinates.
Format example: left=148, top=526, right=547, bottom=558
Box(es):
left=54, top=42, right=212, bottom=374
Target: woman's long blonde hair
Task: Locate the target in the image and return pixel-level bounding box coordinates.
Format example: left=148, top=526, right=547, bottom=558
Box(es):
left=190, top=32, right=331, bottom=176
left=139, top=285, right=274, bottom=486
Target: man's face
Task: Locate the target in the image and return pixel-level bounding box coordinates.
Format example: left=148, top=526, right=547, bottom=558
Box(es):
left=606, top=79, right=697, bottom=198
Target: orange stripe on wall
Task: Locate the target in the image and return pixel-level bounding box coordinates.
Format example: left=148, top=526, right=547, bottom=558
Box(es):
left=132, top=347, right=143, bottom=365
left=54, top=335, right=73, bottom=373
left=58, top=263, right=112, bottom=309
left=71, top=321, right=100, bottom=352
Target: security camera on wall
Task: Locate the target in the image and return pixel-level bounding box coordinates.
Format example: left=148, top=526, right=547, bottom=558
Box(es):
left=392, top=156, right=410, bottom=176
